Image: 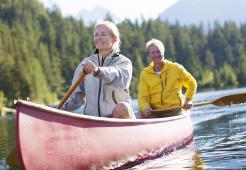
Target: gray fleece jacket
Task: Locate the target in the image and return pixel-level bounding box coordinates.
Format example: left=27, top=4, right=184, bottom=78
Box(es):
left=62, top=52, right=132, bottom=117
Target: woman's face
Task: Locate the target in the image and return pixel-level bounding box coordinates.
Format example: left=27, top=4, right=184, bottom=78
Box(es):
left=148, top=45, right=164, bottom=64
left=94, top=25, right=115, bottom=52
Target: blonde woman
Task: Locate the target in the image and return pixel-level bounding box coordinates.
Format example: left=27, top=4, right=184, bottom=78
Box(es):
left=62, top=21, right=134, bottom=119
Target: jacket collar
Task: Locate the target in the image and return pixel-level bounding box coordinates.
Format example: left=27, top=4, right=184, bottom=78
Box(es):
left=144, top=59, right=171, bottom=73
left=90, top=51, right=120, bottom=65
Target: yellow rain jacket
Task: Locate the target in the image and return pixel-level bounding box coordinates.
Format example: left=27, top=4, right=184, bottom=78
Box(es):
left=138, top=59, right=197, bottom=112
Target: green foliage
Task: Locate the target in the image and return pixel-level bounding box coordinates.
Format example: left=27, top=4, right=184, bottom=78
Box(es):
left=198, top=69, right=214, bottom=88
left=214, top=63, right=238, bottom=88
left=0, top=0, right=246, bottom=106
left=0, top=91, right=6, bottom=106
left=29, top=57, right=54, bottom=103
left=237, top=53, right=246, bottom=84
left=204, top=50, right=216, bottom=69
left=0, top=91, right=6, bottom=113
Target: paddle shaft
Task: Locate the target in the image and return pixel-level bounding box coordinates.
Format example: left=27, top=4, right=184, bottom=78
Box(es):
left=152, top=92, right=246, bottom=114
left=151, top=101, right=214, bottom=114
left=194, top=92, right=246, bottom=107
left=193, top=100, right=213, bottom=107
left=57, top=72, right=86, bottom=109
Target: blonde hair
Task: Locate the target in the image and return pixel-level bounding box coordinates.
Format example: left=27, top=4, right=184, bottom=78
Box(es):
left=94, top=20, right=121, bottom=53
left=146, top=39, right=165, bottom=56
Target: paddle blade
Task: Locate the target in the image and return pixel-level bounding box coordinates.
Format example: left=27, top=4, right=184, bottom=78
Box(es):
left=6, top=146, right=20, bottom=166
left=213, top=92, right=246, bottom=106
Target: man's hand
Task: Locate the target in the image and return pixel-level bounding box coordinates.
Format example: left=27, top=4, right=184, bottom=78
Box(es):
left=182, top=98, right=193, bottom=110
left=143, top=107, right=152, bottom=117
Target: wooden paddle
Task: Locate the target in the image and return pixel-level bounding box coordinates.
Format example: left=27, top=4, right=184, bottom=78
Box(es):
left=152, top=92, right=246, bottom=115
left=6, top=72, right=87, bottom=166
left=57, top=72, right=87, bottom=109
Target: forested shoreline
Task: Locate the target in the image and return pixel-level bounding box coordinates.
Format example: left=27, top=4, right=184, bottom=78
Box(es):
left=0, top=0, right=246, bottom=107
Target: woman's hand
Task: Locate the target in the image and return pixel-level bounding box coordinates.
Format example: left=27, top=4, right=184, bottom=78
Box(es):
left=82, top=60, right=99, bottom=74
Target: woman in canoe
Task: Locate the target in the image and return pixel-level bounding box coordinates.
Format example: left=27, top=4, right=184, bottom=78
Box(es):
left=62, top=20, right=134, bottom=119
left=138, top=39, right=197, bottom=117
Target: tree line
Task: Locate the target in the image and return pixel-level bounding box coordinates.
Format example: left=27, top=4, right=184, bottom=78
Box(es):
left=0, top=0, right=246, bottom=107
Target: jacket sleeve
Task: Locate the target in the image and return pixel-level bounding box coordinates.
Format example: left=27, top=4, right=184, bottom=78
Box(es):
left=61, top=61, right=85, bottom=111
left=95, top=57, right=132, bottom=89
left=178, top=65, right=197, bottom=99
left=138, top=72, right=150, bottom=112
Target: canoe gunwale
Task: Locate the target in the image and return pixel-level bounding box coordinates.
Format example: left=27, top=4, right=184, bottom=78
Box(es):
left=16, top=100, right=189, bottom=124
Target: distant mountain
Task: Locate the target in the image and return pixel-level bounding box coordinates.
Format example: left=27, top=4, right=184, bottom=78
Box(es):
left=77, top=6, right=119, bottom=25
left=159, top=0, right=246, bottom=26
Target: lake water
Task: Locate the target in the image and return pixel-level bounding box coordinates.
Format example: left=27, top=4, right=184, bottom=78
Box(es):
left=0, top=87, right=246, bottom=169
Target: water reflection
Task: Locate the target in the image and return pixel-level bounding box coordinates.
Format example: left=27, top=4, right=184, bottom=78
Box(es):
left=0, top=115, right=16, bottom=154
left=194, top=105, right=246, bottom=169
left=129, top=142, right=206, bottom=170
left=192, top=150, right=204, bottom=170
left=0, top=115, right=16, bottom=170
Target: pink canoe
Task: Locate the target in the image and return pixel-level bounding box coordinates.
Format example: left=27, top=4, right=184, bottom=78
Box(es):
left=15, top=100, right=193, bottom=169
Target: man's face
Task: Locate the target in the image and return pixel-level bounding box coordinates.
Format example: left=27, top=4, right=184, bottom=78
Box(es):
left=148, top=45, right=164, bottom=64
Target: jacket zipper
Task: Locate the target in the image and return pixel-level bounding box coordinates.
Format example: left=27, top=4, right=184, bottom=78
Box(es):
left=165, top=72, right=167, bottom=86
left=112, top=91, right=117, bottom=104
left=160, top=74, right=164, bottom=105
left=97, top=54, right=104, bottom=117
left=160, top=72, right=167, bottom=105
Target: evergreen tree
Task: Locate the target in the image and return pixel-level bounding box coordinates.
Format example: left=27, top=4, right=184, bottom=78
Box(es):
left=0, top=0, right=246, bottom=105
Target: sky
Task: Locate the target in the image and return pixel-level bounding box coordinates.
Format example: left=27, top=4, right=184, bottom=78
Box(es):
left=38, top=0, right=179, bottom=21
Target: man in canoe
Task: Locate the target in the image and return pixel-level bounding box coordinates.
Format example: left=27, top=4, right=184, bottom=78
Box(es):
left=61, top=20, right=134, bottom=119
left=138, top=39, right=197, bottom=117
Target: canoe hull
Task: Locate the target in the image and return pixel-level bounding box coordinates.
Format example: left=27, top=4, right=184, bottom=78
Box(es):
left=16, top=100, right=193, bottom=169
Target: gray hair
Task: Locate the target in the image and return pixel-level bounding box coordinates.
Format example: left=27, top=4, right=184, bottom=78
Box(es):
left=146, top=39, right=165, bottom=56
left=94, top=20, right=121, bottom=53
